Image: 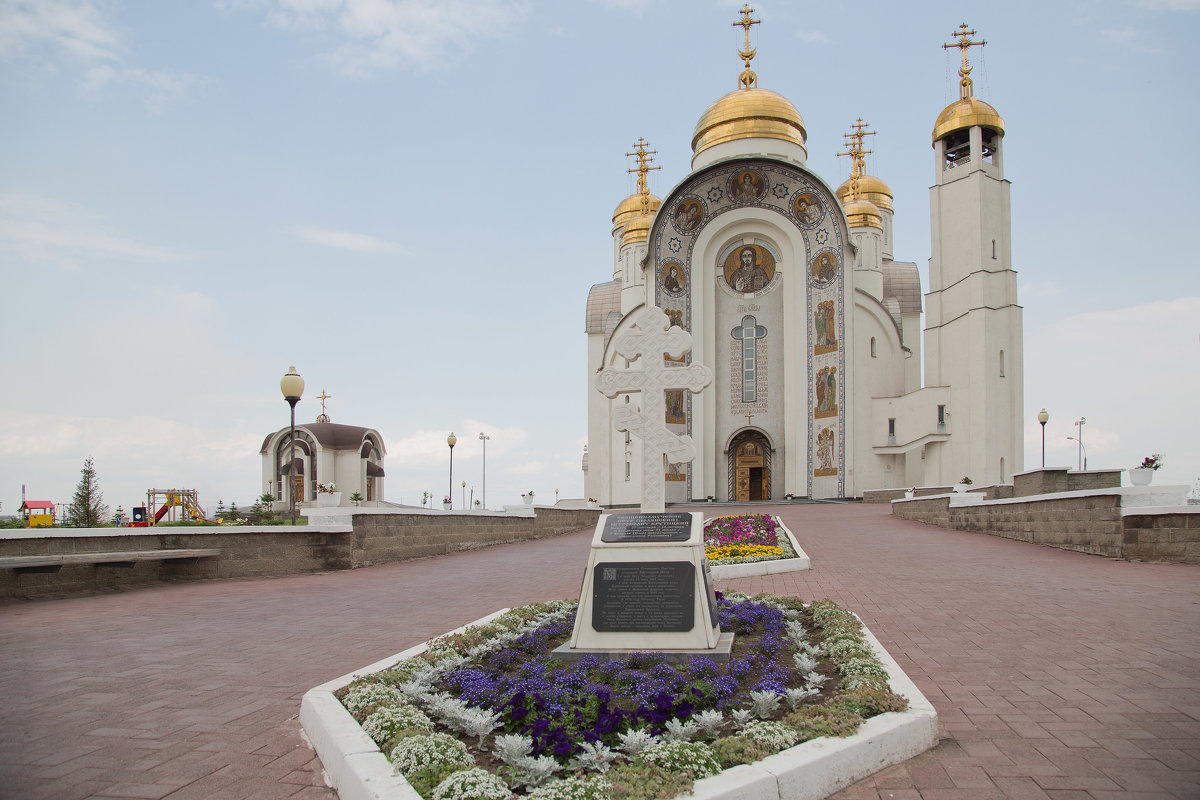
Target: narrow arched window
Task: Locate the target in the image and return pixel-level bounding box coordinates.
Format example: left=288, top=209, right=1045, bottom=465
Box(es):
left=870, top=337, right=877, bottom=358
left=999, top=349, right=1006, bottom=377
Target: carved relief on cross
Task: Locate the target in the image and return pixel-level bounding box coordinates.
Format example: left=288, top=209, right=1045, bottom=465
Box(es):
left=595, top=306, right=713, bottom=513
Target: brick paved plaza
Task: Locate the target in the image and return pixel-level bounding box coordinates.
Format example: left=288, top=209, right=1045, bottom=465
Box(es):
left=1, top=503, right=1197, bottom=799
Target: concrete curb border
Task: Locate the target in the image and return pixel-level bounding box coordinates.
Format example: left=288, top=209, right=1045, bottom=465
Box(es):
left=301, top=608, right=937, bottom=800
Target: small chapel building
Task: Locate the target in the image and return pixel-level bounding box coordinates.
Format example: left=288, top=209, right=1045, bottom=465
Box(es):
left=584, top=13, right=1022, bottom=503
left=259, top=395, right=386, bottom=508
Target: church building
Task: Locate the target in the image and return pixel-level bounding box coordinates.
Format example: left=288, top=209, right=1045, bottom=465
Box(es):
left=259, top=391, right=387, bottom=508
left=584, top=13, right=1022, bottom=503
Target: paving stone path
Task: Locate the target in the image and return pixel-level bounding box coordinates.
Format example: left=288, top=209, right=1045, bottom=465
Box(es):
left=1, top=503, right=1197, bottom=799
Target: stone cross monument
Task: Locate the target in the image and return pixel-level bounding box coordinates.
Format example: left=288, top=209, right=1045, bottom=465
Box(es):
left=595, top=306, right=713, bottom=512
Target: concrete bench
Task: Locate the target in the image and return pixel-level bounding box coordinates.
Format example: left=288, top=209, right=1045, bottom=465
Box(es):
left=0, top=549, right=221, bottom=572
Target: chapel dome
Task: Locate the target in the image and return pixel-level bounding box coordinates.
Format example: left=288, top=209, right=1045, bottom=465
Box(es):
left=621, top=211, right=655, bottom=245
left=843, top=197, right=883, bottom=229
left=836, top=174, right=893, bottom=212
left=691, top=87, right=807, bottom=158
left=612, top=193, right=661, bottom=235
left=932, top=96, right=1005, bottom=143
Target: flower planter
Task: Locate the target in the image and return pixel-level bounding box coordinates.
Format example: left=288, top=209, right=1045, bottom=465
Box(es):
left=317, top=492, right=342, bottom=507
left=522, top=496, right=533, bottom=505
left=442, top=502, right=452, bottom=510
left=953, top=484, right=968, bottom=493
left=904, top=490, right=915, bottom=499
left=1129, top=468, right=1154, bottom=486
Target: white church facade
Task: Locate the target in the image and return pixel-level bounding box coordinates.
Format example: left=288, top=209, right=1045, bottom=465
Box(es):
left=584, top=15, right=1022, bottom=503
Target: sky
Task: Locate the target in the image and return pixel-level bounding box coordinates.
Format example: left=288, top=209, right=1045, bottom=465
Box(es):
left=2, top=0, right=1199, bottom=516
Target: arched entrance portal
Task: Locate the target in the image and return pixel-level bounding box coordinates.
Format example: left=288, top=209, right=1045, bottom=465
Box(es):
left=728, top=430, right=772, bottom=502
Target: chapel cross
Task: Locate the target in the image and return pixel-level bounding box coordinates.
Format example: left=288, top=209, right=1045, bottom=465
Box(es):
left=943, top=23, right=985, bottom=100
left=837, top=119, right=875, bottom=199
left=626, top=138, right=660, bottom=215
left=733, top=5, right=760, bottom=89
left=316, top=390, right=332, bottom=423
left=745, top=412, right=754, bottom=426
left=596, top=306, right=713, bottom=513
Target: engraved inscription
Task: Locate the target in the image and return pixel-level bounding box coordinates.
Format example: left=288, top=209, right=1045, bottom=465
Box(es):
left=592, top=562, right=695, bottom=632
left=602, top=512, right=693, bottom=543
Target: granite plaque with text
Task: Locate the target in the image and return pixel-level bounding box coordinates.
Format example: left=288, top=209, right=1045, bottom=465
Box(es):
left=601, top=512, right=693, bottom=544
left=592, top=561, right=694, bottom=632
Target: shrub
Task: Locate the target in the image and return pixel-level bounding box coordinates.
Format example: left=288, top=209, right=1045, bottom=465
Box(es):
left=605, top=759, right=695, bottom=800
left=783, top=704, right=864, bottom=741
left=389, top=732, right=474, bottom=777
left=640, top=741, right=721, bottom=780
left=362, top=704, right=433, bottom=744
left=837, top=687, right=909, bottom=717
left=342, top=682, right=405, bottom=716
left=740, top=720, right=800, bottom=751
left=709, top=733, right=775, bottom=768
left=526, top=775, right=614, bottom=800
left=432, top=766, right=513, bottom=800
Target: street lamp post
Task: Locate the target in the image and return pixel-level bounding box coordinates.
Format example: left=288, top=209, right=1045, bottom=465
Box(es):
left=447, top=432, right=457, bottom=508
left=1038, top=408, right=1049, bottom=468
left=1067, top=437, right=1088, bottom=471
left=461, top=480, right=466, bottom=510
left=280, top=366, right=304, bottom=526
left=1074, top=417, right=1087, bottom=470
left=479, top=432, right=490, bottom=509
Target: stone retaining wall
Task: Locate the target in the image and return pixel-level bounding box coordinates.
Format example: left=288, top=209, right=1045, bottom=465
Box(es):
left=892, top=492, right=1198, bottom=562
left=0, top=507, right=602, bottom=599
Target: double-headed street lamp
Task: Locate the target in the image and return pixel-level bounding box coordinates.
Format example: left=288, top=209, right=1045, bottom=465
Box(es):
left=280, top=366, right=305, bottom=526
left=479, top=431, right=490, bottom=510
left=1038, top=408, right=1049, bottom=468
left=447, top=432, right=457, bottom=508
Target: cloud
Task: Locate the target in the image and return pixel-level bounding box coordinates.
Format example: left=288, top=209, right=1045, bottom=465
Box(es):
left=0, top=193, right=193, bottom=267
left=242, top=0, right=530, bottom=75
left=0, top=0, right=121, bottom=62
left=1018, top=281, right=1063, bottom=299
left=0, top=1, right=200, bottom=108
left=294, top=226, right=408, bottom=254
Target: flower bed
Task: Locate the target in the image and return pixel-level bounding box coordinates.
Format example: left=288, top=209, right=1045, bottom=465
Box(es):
left=331, top=593, right=909, bottom=800
left=703, top=515, right=794, bottom=566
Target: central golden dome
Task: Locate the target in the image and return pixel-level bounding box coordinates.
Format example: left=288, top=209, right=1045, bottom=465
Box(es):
left=932, top=96, right=1004, bottom=142
left=837, top=174, right=893, bottom=213
left=692, top=87, right=807, bottom=158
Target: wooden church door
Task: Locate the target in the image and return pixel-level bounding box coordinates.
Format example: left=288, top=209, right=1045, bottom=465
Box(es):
left=734, top=440, right=769, bottom=501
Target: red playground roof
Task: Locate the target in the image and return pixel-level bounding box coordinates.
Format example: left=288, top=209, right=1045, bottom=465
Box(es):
left=20, top=501, right=54, bottom=511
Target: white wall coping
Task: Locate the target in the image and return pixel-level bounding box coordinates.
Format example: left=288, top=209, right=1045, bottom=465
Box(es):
left=1121, top=504, right=1200, bottom=517
left=300, top=609, right=937, bottom=800
left=0, top=522, right=353, bottom=541
left=891, top=485, right=1191, bottom=511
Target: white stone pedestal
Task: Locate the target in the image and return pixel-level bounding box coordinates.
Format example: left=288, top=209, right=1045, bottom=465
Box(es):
left=559, top=511, right=726, bottom=661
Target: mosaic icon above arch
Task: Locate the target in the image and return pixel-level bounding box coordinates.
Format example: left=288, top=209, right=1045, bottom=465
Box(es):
left=722, top=244, right=775, bottom=293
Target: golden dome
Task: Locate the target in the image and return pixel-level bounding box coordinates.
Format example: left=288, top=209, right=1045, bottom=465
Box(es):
left=692, top=87, right=807, bottom=158
left=612, top=193, right=661, bottom=235
left=843, top=197, right=882, bottom=229
left=932, top=96, right=1004, bottom=142
left=622, top=211, right=655, bottom=244
left=836, top=174, right=893, bottom=213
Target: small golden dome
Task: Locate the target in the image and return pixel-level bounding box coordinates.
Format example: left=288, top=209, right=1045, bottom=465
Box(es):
left=843, top=197, right=882, bottom=229
left=836, top=174, right=893, bottom=213
left=692, top=87, right=807, bottom=158
left=622, top=211, right=655, bottom=245
left=932, top=96, right=1004, bottom=143
left=612, top=194, right=661, bottom=235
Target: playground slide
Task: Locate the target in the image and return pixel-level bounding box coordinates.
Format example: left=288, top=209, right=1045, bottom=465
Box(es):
left=154, top=503, right=170, bottom=523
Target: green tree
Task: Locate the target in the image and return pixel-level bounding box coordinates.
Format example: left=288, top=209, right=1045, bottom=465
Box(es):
left=112, top=505, right=126, bottom=526
left=68, top=456, right=109, bottom=528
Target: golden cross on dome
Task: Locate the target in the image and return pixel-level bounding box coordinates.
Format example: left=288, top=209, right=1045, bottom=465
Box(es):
left=734, top=4, right=760, bottom=89
left=626, top=138, right=660, bottom=214
left=837, top=119, right=875, bottom=199
left=943, top=23, right=985, bottom=100
left=315, top=390, right=332, bottom=423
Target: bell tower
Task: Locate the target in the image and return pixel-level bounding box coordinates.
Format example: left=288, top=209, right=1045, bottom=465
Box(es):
left=924, top=24, right=1023, bottom=484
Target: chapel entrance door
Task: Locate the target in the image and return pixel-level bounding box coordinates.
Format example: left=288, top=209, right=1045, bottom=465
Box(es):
left=732, top=437, right=770, bottom=502
left=291, top=475, right=304, bottom=504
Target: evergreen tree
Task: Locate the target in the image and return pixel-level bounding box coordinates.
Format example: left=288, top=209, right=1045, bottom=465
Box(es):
left=68, top=456, right=109, bottom=528
left=112, top=505, right=126, bottom=525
